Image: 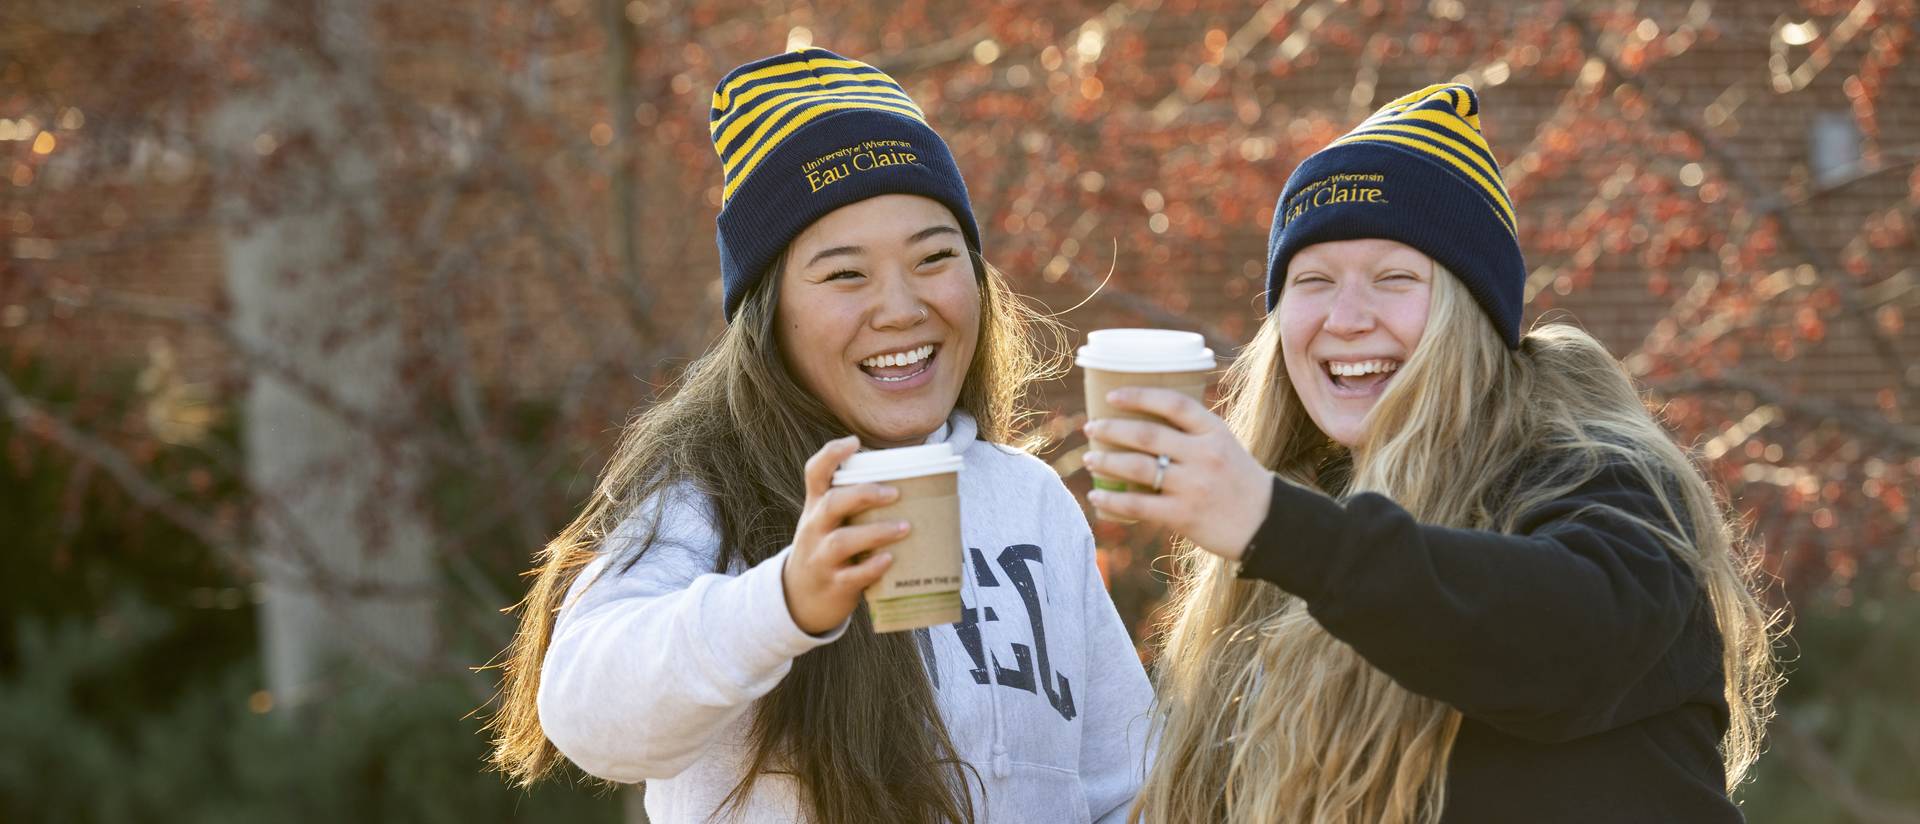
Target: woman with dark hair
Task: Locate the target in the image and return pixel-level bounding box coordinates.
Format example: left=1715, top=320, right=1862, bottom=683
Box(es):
left=488, top=49, right=1151, bottom=824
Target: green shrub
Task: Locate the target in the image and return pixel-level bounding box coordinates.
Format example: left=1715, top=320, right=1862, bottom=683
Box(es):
left=1738, top=592, right=1920, bottom=823
left=0, top=597, right=618, bottom=823
left=1, top=351, right=617, bottom=822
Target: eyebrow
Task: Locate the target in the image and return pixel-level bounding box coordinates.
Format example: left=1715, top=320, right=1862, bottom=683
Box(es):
left=804, top=225, right=963, bottom=267
left=806, top=245, right=863, bottom=267
left=910, top=225, right=963, bottom=244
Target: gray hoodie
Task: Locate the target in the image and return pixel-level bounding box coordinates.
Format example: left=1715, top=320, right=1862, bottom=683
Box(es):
left=538, top=412, right=1155, bottom=822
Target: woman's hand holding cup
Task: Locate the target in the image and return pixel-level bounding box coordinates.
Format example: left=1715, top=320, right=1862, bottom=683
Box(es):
left=784, top=436, right=911, bottom=635
left=1082, top=388, right=1273, bottom=561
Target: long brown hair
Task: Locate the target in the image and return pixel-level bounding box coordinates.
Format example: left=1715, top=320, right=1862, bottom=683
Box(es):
left=1134, top=265, right=1780, bottom=823
left=486, top=251, right=1064, bottom=823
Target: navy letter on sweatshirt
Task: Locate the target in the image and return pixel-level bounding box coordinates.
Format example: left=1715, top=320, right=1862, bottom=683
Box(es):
left=955, top=544, right=1076, bottom=721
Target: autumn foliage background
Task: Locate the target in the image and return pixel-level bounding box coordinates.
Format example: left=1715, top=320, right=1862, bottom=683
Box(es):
left=3, top=0, right=1917, bottom=821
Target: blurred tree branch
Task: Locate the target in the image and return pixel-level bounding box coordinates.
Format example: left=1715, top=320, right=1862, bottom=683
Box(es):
left=0, top=368, right=246, bottom=571
left=1650, top=373, right=1920, bottom=453
left=1770, top=715, right=1920, bottom=824
left=1571, top=13, right=1920, bottom=412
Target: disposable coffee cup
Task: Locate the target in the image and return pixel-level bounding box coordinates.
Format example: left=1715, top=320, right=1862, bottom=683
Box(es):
left=832, top=442, right=966, bottom=633
left=1076, top=329, right=1217, bottom=522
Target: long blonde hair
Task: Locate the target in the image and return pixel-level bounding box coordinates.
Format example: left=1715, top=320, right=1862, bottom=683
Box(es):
left=485, top=252, right=1063, bottom=823
left=1134, top=264, right=1779, bottom=823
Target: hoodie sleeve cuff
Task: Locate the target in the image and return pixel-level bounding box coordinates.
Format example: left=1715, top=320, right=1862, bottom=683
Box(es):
left=696, top=545, right=848, bottom=688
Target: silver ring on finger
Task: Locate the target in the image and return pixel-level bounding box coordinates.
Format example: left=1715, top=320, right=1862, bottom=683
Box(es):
left=1152, top=454, right=1170, bottom=493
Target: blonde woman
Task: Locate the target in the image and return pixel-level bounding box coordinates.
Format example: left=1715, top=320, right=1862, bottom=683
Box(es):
left=1083, top=85, right=1777, bottom=823
left=487, top=49, right=1152, bottom=823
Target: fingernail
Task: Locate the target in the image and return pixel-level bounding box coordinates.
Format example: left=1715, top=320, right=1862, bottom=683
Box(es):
left=897, top=521, right=911, bottom=533
left=1083, top=451, right=1101, bottom=468
left=1088, top=490, right=1108, bottom=504
left=1106, top=389, right=1124, bottom=403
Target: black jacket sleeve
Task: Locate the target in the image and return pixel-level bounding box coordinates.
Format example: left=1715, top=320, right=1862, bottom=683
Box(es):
left=1237, top=465, right=1717, bottom=743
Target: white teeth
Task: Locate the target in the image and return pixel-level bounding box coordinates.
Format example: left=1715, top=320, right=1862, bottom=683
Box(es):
left=1328, top=359, right=1400, bottom=377
left=860, top=344, right=935, bottom=369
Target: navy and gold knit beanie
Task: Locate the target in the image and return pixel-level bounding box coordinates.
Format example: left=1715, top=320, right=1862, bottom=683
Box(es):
left=1264, top=84, right=1527, bottom=349
left=710, top=48, right=980, bottom=321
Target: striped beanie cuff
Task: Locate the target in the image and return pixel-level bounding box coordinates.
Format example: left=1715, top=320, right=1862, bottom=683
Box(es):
left=1264, top=83, right=1527, bottom=349
left=710, top=48, right=980, bottom=321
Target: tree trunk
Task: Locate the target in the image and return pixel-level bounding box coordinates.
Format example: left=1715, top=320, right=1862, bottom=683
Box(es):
left=211, top=0, right=437, bottom=709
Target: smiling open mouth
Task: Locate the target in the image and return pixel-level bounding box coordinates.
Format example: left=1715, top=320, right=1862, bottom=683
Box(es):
left=1324, top=358, right=1401, bottom=393
left=860, top=344, right=938, bottom=383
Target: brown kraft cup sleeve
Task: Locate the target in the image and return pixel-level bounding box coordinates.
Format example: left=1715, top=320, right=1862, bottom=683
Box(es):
left=845, top=472, right=963, bottom=632
left=1083, top=367, right=1211, bottom=520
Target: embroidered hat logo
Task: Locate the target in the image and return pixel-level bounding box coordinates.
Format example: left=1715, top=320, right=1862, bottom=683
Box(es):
left=802, top=139, right=924, bottom=193
left=1281, top=172, right=1389, bottom=226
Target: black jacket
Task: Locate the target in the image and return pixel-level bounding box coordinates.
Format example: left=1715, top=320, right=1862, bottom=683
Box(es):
left=1238, top=465, right=1740, bottom=822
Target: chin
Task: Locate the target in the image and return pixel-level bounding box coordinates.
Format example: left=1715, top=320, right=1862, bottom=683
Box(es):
left=859, top=408, right=951, bottom=445
left=1304, top=412, right=1361, bottom=449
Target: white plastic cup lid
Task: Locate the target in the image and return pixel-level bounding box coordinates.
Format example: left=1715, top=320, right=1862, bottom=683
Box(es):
left=1075, top=328, right=1217, bottom=373
left=832, top=442, right=965, bottom=485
